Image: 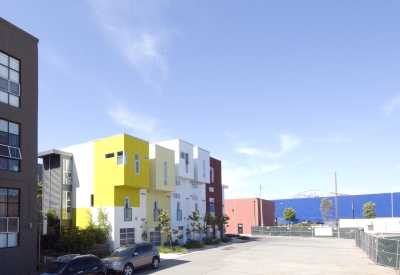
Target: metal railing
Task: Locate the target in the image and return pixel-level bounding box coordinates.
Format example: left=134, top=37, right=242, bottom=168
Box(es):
left=251, top=226, right=360, bottom=239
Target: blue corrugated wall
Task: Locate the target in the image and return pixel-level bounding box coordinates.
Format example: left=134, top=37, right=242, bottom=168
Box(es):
left=272, top=192, right=400, bottom=224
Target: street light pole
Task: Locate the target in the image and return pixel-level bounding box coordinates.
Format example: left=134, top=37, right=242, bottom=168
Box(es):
left=260, top=185, right=263, bottom=227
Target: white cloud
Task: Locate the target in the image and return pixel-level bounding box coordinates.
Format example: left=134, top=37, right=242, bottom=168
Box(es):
left=86, top=0, right=171, bottom=85
left=107, top=103, right=169, bottom=142
left=222, top=164, right=282, bottom=192
left=235, top=134, right=303, bottom=159
left=381, top=95, right=400, bottom=116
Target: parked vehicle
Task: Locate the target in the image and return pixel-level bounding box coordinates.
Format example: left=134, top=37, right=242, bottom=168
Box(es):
left=39, top=254, right=107, bottom=275
left=102, top=243, right=160, bottom=275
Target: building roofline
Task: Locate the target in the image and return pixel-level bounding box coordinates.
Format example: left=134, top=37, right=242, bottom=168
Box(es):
left=38, top=149, right=73, bottom=158
left=0, top=17, right=39, bottom=43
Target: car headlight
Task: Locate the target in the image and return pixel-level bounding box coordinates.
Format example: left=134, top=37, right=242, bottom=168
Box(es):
left=111, top=262, right=121, bottom=266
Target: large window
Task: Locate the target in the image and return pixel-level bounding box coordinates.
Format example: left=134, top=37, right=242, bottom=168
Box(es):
left=154, top=200, right=159, bottom=221
left=120, top=228, right=134, bottom=246
left=62, top=159, right=72, bottom=185
left=177, top=202, right=182, bottom=221
left=210, top=167, right=214, bottom=182
left=135, top=154, right=139, bottom=173
left=117, top=151, right=126, bottom=165
left=62, top=191, right=71, bottom=219
left=124, top=197, right=132, bottom=221
left=209, top=204, right=215, bottom=213
left=0, top=188, right=19, bottom=248
left=0, top=119, right=21, bottom=172
left=0, top=52, right=20, bottom=107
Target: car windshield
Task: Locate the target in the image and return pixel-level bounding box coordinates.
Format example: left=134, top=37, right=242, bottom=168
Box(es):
left=40, top=261, right=66, bottom=273
left=111, top=248, right=134, bottom=257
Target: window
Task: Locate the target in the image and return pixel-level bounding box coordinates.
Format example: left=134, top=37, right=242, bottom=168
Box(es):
left=190, top=195, right=198, bottom=201
left=163, top=162, right=167, bottom=185
left=62, top=159, right=72, bottom=185
left=90, top=194, right=94, bottom=207
left=62, top=191, right=71, bottom=219
left=124, top=197, right=131, bottom=221
left=209, top=187, right=214, bottom=192
left=175, top=180, right=180, bottom=186
left=203, top=159, right=206, bottom=177
left=117, top=151, right=126, bottom=165
left=0, top=119, right=21, bottom=172
left=105, top=153, right=114, bottom=158
left=135, top=154, right=139, bottom=173
left=185, top=153, right=189, bottom=173
left=177, top=201, right=182, bottom=221
left=149, top=227, right=160, bottom=246
left=0, top=188, right=19, bottom=248
left=173, top=193, right=180, bottom=199
left=120, top=228, right=135, bottom=246
left=154, top=200, right=159, bottom=221
left=191, top=184, right=198, bottom=189
left=209, top=198, right=214, bottom=203
left=210, top=167, right=214, bottom=182
left=0, top=52, right=20, bottom=107
left=209, top=204, right=214, bottom=213
left=195, top=203, right=198, bottom=212
left=180, top=151, right=185, bottom=159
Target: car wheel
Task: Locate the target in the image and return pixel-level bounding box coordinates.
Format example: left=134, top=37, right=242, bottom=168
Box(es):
left=123, top=263, right=134, bottom=275
left=151, top=257, right=160, bottom=269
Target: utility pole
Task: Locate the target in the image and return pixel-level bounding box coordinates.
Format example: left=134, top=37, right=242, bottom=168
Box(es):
left=334, top=172, right=338, bottom=228
left=260, top=185, right=263, bottom=227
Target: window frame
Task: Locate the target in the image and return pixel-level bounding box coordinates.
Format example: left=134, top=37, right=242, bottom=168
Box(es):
left=135, top=154, right=140, bottom=173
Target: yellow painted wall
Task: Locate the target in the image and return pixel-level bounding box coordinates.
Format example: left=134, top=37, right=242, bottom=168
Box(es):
left=150, top=145, right=175, bottom=192
left=94, top=134, right=149, bottom=207
left=73, top=207, right=91, bottom=228
left=146, top=189, right=171, bottom=244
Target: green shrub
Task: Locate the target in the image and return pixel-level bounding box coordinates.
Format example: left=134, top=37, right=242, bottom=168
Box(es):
left=55, top=228, right=96, bottom=254
left=221, top=237, right=232, bottom=243
left=225, top=234, right=239, bottom=238
left=157, top=246, right=187, bottom=254
left=238, top=236, right=250, bottom=240
left=204, top=238, right=214, bottom=245
left=163, top=240, right=179, bottom=247
left=214, top=239, right=222, bottom=245
left=183, top=241, right=205, bottom=249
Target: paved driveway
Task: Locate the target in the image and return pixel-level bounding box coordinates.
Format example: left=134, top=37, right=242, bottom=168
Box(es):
left=135, top=236, right=398, bottom=274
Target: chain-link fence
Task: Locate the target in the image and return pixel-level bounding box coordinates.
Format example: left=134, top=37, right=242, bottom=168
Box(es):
left=355, top=229, right=400, bottom=270
left=251, top=226, right=360, bottom=239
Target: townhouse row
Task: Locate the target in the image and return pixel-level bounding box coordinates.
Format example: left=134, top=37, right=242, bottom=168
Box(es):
left=38, top=134, right=227, bottom=250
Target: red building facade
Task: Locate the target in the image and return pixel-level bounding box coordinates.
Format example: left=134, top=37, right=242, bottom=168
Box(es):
left=225, top=198, right=275, bottom=234
left=206, top=157, right=223, bottom=238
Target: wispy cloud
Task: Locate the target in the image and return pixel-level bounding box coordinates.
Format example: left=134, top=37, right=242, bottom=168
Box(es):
left=381, top=95, right=400, bottom=116
left=86, top=0, right=172, bottom=86
left=222, top=164, right=282, bottom=191
left=107, top=103, right=169, bottom=142
left=235, top=134, right=303, bottom=159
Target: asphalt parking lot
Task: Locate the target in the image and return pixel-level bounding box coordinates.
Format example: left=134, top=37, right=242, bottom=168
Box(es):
left=135, top=236, right=398, bottom=275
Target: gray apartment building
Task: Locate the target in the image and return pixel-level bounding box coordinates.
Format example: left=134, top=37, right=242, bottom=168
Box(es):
left=0, top=17, right=39, bottom=274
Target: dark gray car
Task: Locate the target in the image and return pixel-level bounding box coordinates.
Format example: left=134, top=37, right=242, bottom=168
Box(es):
left=102, top=243, right=160, bottom=275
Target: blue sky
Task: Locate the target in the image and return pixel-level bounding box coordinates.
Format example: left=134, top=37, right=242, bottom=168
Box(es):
left=2, top=1, right=400, bottom=199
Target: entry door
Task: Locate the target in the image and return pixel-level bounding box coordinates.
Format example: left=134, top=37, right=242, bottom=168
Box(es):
left=238, top=223, right=243, bottom=234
